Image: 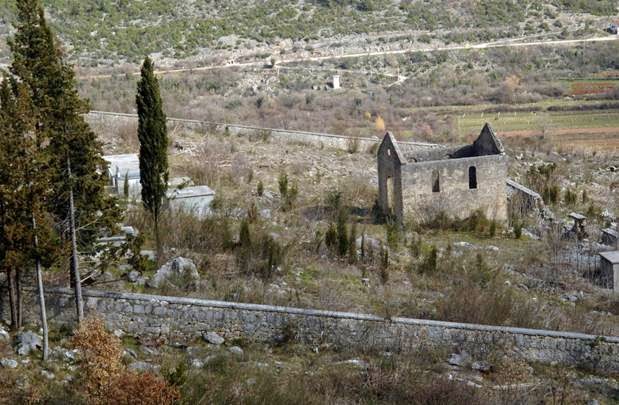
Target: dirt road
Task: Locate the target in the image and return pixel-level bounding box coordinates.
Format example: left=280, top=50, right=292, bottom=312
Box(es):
left=80, top=35, right=619, bottom=80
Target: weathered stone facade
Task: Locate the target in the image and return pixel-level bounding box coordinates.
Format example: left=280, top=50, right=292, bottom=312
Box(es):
left=378, top=124, right=508, bottom=224
left=3, top=288, right=618, bottom=372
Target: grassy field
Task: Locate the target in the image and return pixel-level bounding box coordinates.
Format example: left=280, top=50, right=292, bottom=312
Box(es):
left=456, top=109, right=619, bottom=134
left=454, top=109, right=619, bottom=151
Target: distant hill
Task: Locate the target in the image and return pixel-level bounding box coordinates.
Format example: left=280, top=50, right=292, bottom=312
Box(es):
left=0, top=0, right=615, bottom=65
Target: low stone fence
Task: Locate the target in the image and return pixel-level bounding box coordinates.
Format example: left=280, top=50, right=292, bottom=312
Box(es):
left=5, top=288, right=617, bottom=372
left=86, top=111, right=438, bottom=154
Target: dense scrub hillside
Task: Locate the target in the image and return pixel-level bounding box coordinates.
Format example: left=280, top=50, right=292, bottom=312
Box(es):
left=0, top=0, right=616, bottom=64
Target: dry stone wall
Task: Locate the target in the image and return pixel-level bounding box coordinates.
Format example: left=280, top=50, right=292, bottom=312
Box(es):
left=85, top=111, right=438, bottom=154
left=5, top=288, right=617, bottom=372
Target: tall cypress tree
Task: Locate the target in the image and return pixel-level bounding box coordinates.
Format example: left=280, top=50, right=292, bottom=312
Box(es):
left=0, top=76, right=56, bottom=359
left=8, top=0, right=119, bottom=322
left=136, top=57, right=168, bottom=257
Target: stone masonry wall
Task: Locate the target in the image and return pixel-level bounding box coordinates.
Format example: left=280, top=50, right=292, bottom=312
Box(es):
left=401, top=154, right=508, bottom=222
left=85, top=111, right=437, bottom=155
left=3, top=288, right=617, bottom=372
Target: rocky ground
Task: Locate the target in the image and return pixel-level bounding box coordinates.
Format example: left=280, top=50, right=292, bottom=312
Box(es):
left=0, top=321, right=617, bottom=403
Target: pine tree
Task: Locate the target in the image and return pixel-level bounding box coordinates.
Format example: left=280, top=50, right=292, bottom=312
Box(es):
left=136, top=57, right=168, bottom=257
left=8, top=0, right=119, bottom=323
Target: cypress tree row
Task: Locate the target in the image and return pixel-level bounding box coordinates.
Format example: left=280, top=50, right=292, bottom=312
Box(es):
left=136, top=57, right=169, bottom=257
left=0, top=77, right=57, bottom=359
left=7, top=0, right=119, bottom=322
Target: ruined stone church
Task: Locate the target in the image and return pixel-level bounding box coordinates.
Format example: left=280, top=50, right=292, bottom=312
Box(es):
left=377, top=124, right=508, bottom=224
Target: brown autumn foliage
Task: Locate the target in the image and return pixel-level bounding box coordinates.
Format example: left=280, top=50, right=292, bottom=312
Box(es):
left=71, top=318, right=179, bottom=405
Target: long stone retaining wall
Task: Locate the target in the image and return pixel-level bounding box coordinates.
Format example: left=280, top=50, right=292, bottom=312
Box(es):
left=86, top=111, right=439, bottom=154
left=5, top=288, right=617, bottom=372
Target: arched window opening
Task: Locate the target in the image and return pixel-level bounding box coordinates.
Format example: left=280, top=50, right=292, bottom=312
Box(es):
left=432, top=170, right=440, bottom=193
left=469, top=166, right=478, bottom=189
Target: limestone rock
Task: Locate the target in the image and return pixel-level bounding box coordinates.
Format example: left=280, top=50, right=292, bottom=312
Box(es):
left=128, top=270, right=140, bottom=283
left=447, top=352, right=470, bottom=367
left=0, top=358, right=18, bottom=369
left=338, top=359, right=369, bottom=369
left=128, top=361, right=158, bottom=373
left=471, top=361, right=492, bottom=373
left=148, top=257, right=199, bottom=289
left=15, top=331, right=42, bottom=356
left=228, top=346, right=244, bottom=357
left=191, top=359, right=205, bottom=369
left=0, top=327, right=9, bottom=342
left=356, top=236, right=381, bottom=251
left=202, top=331, right=224, bottom=345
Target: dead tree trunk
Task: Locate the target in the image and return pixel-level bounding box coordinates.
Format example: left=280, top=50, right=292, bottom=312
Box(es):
left=32, top=213, right=49, bottom=361
left=16, top=269, right=22, bottom=327
left=67, top=157, right=84, bottom=323
left=7, top=268, right=19, bottom=330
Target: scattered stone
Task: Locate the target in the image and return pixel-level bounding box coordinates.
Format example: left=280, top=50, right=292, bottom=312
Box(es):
left=562, top=294, right=579, bottom=303
left=486, top=245, right=499, bottom=252
left=0, top=327, right=9, bottom=342
left=141, top=346, right=159, bottom=356
left=356, top=236, right=381, bottom=251
left=260, top=209, right=272, bottom=220
left=190, top=359, right=205, bottom=369
left=51, top=348, right=77, bottom=364
left=471, top=361, right=492, bottom=373
left=148, top=257, right=200, bottom=289
left=41, top=370, right=55, bottom=380
left=228, top=346, right=244, bottom=357
left=140, top=250, right=156, bottom=261
left=202, top=331, right=224, bottom=345
left=128, top=270, right=141, bottom=283
left=447, top=352, right=470, bottom=367
left=121, top=226, right=138, bottom=238
left=0, top=358, right=18, bottom=369
left=15, top=331, right=42, bottom=356
left=128, top=361, right=158, bottom=373
left=454, top=241, right=473, bottom=249
left=338, top=359, right=369, bottom=369
left=113, top=329, right=125, bottom=339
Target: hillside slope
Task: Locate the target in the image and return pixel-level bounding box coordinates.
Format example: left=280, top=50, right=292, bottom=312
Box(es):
left=0, top=0, right=616, bottom=66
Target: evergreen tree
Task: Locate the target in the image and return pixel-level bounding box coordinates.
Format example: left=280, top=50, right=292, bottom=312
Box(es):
left=8, top=0, right=119, bottom=323
left=136, top=57, right=168, bottom=257
left=336, top=208, right=349, bottom=257
left=0, top=77, right=56, bottom=358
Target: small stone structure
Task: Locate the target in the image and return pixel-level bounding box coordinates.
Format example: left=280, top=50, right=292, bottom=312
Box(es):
left=3, top=288, right=617, bottom=372
left=568, top=212, right=588, bottom=240
left=103, top=154, right=141, bottom=197
left=601, top=228, right=618, bottom=249
left=599, top=251, right=619, bottom=292
left=332, top=75, right=341, bottom=90
left=377, top=124, right=508, bottom=224
left=506, top=179, right=544, bottom=217
left=165, top=185, right=216, bottom=218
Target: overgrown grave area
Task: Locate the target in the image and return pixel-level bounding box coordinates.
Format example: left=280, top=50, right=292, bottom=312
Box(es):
left=91, top=125, right=618, bottom=338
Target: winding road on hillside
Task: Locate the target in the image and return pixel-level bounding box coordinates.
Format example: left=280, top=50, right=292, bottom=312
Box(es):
left=80, top=35, right=619, bottom=81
